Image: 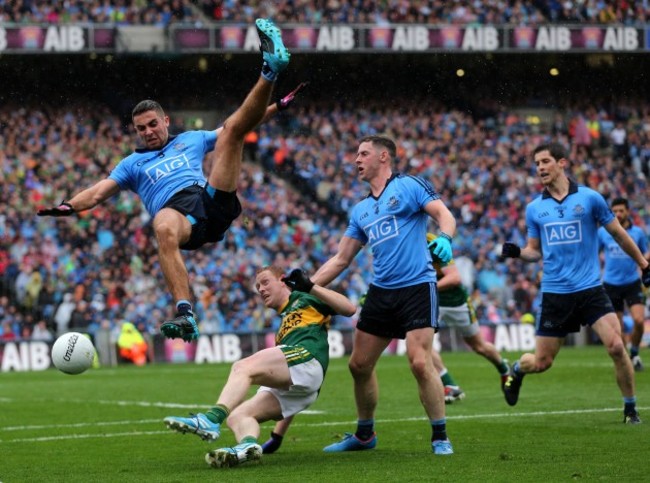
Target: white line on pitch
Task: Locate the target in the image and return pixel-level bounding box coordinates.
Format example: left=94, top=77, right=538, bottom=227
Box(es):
left=2, top=406, right=647, bottom=443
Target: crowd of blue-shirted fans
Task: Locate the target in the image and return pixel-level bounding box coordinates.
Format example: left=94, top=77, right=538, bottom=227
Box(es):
left=2, top=93, right=650, bottom=342
left=2, top=2, right=650, bottom=343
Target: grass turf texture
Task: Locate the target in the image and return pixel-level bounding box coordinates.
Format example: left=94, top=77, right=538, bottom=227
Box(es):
left=2, top=346, right=648, bottom=482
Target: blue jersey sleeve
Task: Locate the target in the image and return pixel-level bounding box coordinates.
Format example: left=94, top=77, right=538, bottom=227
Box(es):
left=525, top=201, right=540, bottom=240
left=108, top=157, right=135, bottom=191
left=592, top=192, right=615, bottom=226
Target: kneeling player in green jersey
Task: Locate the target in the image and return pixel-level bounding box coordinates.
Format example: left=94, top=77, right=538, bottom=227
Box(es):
left=164, top=266, right=356, bottom=468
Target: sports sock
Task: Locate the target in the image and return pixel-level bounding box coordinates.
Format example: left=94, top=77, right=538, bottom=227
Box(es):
left=261, top=62, right=277, bottom=82
left=355, top=419, right=375, bottom=441
left=496, top=360, right=510, bottom=375
left=240, top=435, right=258, bottom=445
left=176, top=300, right=192, bottom=315
left=206, top=404, right=230, bottom=424
left=624, top=396, right=637, bottom=414
left=431, top=418, right=447, bottom=441
left=262, top=432, right=283, bottom=452
left=630, top=346, right=639, bottom=358
left=512, top=361, right=525, bottom=378
left=439, top=368, right=457, bottom=387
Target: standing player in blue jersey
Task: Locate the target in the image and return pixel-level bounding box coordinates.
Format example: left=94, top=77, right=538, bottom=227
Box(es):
left=500, top=143, right=650, bottom=424
left=598, top=197, right=649, bottom=372
left=37, top=19, right=301, bottom=342
left=306, top=135, right=457, bottom=455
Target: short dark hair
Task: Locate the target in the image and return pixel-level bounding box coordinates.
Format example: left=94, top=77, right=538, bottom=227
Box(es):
left=532, top=142, right=568, bottom=162
left=359, top=135, right=397, bottom=159
left=611, top=197, right=629, bottom=209
left=132, top=100, right=165, bottom=119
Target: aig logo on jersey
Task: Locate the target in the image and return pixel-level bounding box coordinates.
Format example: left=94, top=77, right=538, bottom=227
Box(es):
left=145, top=154, right=190, bottom=184
left=365, top=215, right=399, bottom=245
left=544, top=220, right=582, bottom=245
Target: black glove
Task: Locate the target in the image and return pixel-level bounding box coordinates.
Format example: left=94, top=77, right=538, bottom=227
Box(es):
left=37, top=201, right=75, bottom=217
left=642, top=265, right=650, bottom=287
left=282, top=269, right=314, bottom=293
left=501, top=242, right=521, bottom=259
left=276, top=82, right=309, bottom=111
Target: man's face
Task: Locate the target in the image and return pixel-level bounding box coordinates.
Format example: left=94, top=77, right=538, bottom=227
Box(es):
left=255, top=270, right=287, bottom=310
left=533, top=149, right=564, bottom=186
left=612, top=204, right=629, bottom=225
left=355, top=141, right=384, bottom=181
left=133, top=110, right=170, bottom=150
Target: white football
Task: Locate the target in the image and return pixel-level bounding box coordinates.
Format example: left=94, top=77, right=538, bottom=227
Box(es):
left=51, top=332, right=95, bottom=375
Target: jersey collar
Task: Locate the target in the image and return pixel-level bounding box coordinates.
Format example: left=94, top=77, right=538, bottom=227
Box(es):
left=134, top=134, right=177, bottom=154
left=541, top=178, right=578, bottom=200
left=366, top=172, right=398, bottom=200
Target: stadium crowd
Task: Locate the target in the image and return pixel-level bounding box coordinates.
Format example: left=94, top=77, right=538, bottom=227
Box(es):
left=1, top=94, right=649, bottom=342
left=2, top=0, right=649, bottom=26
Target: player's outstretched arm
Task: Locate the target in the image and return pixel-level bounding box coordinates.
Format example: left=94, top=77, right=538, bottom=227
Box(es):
left=501, top=238, right=542, bottom=262
left=37, top=179, right=120, bottom=216
left=312, top=236, right=363, bottom=288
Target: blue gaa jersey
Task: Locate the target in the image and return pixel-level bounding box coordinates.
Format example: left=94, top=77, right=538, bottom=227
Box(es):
left=526, top=180, right=614, bottom=293
left=109, top=130, right=217, bottom=216
left=598, top=224, right=647, bottom=286
left=345, top=174, right=439, bottom=289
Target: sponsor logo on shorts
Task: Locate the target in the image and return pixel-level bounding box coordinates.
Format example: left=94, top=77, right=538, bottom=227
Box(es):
left=544, top=220, right=582, bottom=245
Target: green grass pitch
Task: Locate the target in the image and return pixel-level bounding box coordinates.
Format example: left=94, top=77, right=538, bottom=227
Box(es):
left=2, top=346, right=648, bottom=482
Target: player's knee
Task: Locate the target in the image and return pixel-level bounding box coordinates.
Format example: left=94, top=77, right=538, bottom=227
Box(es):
left=348, top=358, right=372, bottom=378
left=605, top=338, right=627, bottom=359
left=154, top=221, right=179, bottom=247
left=230, top=358, right=252, bottom=378
left=218, top=121, right=247, bottom=143
left=536, top=357, right=553, bottom=371
left=407, top=356, right=429, bottom=379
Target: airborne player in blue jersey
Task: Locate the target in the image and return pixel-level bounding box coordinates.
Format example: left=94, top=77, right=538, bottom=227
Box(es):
left=37, top=19, right=305, bottom=342
left=500, top=142, right=650, bottom=424
left=305, top=135, right=457, bottom=455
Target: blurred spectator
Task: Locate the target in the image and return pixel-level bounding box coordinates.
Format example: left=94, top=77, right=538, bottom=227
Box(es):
left=31, top=319, right=54, bottom=341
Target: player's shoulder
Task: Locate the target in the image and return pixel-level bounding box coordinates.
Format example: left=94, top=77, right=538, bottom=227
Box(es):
left=393, top=173, right=437, bottom=197
left=575, top=184, right=604, bottom=201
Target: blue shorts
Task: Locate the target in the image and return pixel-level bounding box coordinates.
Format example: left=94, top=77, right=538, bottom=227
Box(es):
left=357, top=282, right=438, bottom=339
left=163, top=184, right=242, bottom=251
left=537, top=286, right=615, bottom=337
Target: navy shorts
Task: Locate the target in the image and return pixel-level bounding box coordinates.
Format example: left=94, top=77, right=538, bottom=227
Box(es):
left=536, top=286, right=615, bottom=337
left=163, top=184, right=242, bottom=251
left=357, top=282, right=438, bottom=339
left=603, top=280, right=645, bottom=312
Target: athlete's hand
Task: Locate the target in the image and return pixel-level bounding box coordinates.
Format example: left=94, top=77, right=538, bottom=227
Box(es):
left=501, top=242, right=521, bottom=259
left=37, top=201, right=75, bottom=217
left=428, top=233, right=453, bottom=264
left=276, top=82, right=309, bottom=111
left=282, top=268, right=315, bottom=293
left=642, top=265, right=650, bottom=287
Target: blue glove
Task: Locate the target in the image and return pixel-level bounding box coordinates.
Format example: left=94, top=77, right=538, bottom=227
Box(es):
left=642, top=265, right=650, bottom=288
left=428, top=233, right=453, bottom=264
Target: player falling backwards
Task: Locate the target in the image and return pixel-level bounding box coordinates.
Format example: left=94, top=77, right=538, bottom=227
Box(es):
left=37, top=19, right=305, bottom=343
